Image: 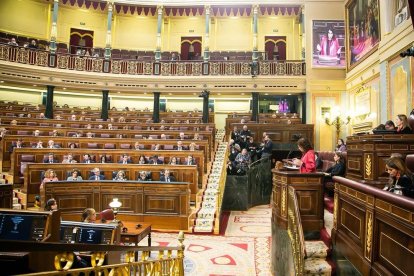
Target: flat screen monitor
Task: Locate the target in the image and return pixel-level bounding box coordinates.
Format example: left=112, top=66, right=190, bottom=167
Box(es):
left=0, top=213, right=49, bottom=241
left=60, top=221, right=116, bottom=244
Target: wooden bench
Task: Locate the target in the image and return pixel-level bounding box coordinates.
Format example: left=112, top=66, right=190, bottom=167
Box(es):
left=225, top=117, right=302, bottom=134
left=43, top=180, right=191, bottom=230
left=1, top=136, right=211, bottom=170
left=11, top=148, right=205, bottom=185
left=25, top=163, right=198, bottom=204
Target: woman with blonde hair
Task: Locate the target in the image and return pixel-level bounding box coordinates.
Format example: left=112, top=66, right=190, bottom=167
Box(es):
left=82, top=208, right=96, bottom=223
left=395, top=114, right=412, bottom=134
left=41, top=169, right=59, bottom=189
left=113, top=170, right=128, bottom=181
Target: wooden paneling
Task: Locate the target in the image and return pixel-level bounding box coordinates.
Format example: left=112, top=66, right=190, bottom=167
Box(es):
left=332, top=177, right=414, bottom=275
left=0, top=184, right=13, bottom=209
left=43, top=181, right=190, bottom=231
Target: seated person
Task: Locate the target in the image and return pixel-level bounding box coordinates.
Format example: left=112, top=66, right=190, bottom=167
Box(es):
left=44, top=198, right=58, bottom=211
left=100, top=155, right=111, bottom=163
left=160, top=169, right=176, bottom=182
left=292, top=138, right=316, bottom=173
left=113, top=170, right=128, bottom=181
left=189, top=142, right=198, bottom=151
left=43, top=153, right=58, bottom=163
left=41, top=169, right=59, bottom=188
left=82, top=154, right=94, bottom=163
left=62, top=153, right=78, bottom=164
left=323, top=151, right=346, bottom=185
left=234, top=148, right=251, bottom=175
left=47, top=140, right=60, bottom=148
left=383, top=157, right=414, bottom=197
left=185, top=155, right=197, bottom=166
left=118, top=154, right=131, bottom=164
left=169, top=156, right=180, bottom=165
left=67, top=169, right=83, bottom=181
left=82, top=208, right=97, bottom=223
left=137, top=171, right=151, bottom=182
left=395, top=114, right=413, bottom=134
left=175, top=141, right=187, bottom=151
left=9, top=139, right=24, bottom=152
left=33, top=140, right=44, bottom=148
left=239, top=125, right=252, bottom=148
left=149, top=155, right=163, bottom=165
left=89, top=168, right=105, bottom=180
left=134, top=142, right=142, bottom=150
left=137, top=155, right=147, bottom=164
left=335, top=139, right=347, bottom=152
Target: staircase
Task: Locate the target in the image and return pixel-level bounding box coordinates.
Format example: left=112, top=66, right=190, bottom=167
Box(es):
left=192, top=129, right=228, bottom=233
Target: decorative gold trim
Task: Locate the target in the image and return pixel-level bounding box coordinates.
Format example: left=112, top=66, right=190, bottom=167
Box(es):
left=54, top=252, right=74, bottom=271
left=70, top=32, right=94, bottom=39
left=91, top=252, right=106, bottom=267
left=365, top=211, right=373, bottom=260
left=281, top=186, right=287, bottom=216
left=333, top=192, right=338, bottom=229
left=365, top=154, right=372, bottom=177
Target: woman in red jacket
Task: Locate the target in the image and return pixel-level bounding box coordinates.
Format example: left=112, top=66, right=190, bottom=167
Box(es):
left=293, top=138, right=316, bottom=173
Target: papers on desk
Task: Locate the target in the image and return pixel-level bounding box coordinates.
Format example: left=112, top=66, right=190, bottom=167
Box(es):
left=284, top=165, right=299, bottom=170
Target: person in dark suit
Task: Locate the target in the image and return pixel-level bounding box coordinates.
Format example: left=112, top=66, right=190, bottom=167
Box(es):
left=323, top=152, right=345, bottom=179
left=89, top=168, right=105, bottom=180
left=174, top=141, right=187, bottom=151
left=160, top=169, right=176, bottom=182
left=185, top=155, right=197, bottom=165
left=43, top=153, right=58, bottom=163
left=9, top=139, right=24, bottom=153
left=260, top=135, right=273, bottom=159
left=82, top=154, right=94, bottom=163
left=149, top=155, right=163, bottom=165
left=395, top=114, right=413, bottom=134
left=118, top=154, right=131, bottom=164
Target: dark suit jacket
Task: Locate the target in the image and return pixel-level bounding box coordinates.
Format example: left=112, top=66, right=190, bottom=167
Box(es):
left=326, top=162, right=345, bottom=177
left=43, top=159, right=58, bottom=163
left=89, top=175, right=105, bottom=180
left=159, top=175, right=176, bottom=182
left=149, top=159, right=163, bottom=164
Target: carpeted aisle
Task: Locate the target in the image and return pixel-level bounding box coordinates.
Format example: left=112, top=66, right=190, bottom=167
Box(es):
left=139, top=205, right=272, bottom=276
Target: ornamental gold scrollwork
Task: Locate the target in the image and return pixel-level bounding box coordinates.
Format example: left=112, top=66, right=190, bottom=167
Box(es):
left=54, top=252, right=74, bottom=271
left=366, top=212, right=373, bottom=258
left=91, top=251, right=106, bottom=267
left=365, top=155, right=372, bottom=177
left=281, top=187, right=287, bottom=216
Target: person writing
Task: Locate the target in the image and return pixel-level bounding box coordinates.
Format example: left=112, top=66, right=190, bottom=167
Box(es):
left=383, top=157, right=414, bottom=197
left=292, top=138, right=316, bottom=173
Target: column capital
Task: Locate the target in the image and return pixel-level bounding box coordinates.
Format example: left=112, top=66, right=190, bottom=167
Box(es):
left=205, top=5, right=211, bottom=15
left=253, top=4, right=259, bottom=13
left=157, top=5, right=164, bottom=14
left=54, top=0, right=59, bottom=3
left=108, top=1, right=114, bottom=12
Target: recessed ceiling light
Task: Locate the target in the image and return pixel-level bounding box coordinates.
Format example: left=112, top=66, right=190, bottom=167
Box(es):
left=265, top=93, right=269, bottom=95
left=117, top=91, right=120, bottom=94
left=0, top=81, right=4, bottom=83
left=241, top=93, right=245, bottom=95
left=62, top=87, right=66, bottom=90
left=33, top=84, right=37, bottom=87
left=168, top=93, right=172, bottom=95
left=288, top=93, right=292, bottom=95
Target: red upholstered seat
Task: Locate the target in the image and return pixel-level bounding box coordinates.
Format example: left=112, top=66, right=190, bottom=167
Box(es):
left=406, top=154, right=414, bottom=172
left=99, top=209, right=114, bottom=222
left=104, top=143, right=115, bottom=149
left=120, top=144, right=131, bottom=149
left=88, top=143, right=98, bottom=149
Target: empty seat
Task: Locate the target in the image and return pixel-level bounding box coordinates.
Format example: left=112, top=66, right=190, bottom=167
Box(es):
left=39, top=123, right=49, bottom=126
left=135, top=135, right=143, bottom=139
left=100, top=133, right=110, bottom=138
left=149, top=135, right=158, bottom=139
left=17, top=130, right=29, bottom=135
left=87, top=143, right=98, bottom=149
left=26, top=122, right=37, bottom=126
left=133, top=126, right=142, bottom=130
left=70, top=124, right=80, bottom=128
left=163, top=145, right=174, bottom=150
left=104, top=143, right=115, bottom=149
left=120, top=144, right=131, bottom=149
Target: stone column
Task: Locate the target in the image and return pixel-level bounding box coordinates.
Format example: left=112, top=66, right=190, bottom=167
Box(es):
left=203, top=5, right=211, bottom=61
left=101, top=90, right=109, bottom=120
left=155, top=6, right=163, bottom=62
left=251, top=92, right=259, bottom=122
left=153, top=92, right=160, bottom=123
left=49, top=0, right=59, bottom=54
left=104, top=2, right=114, bottom=59
left=252, top=5, right=259, bottom=61
left=45, top=85, right=54, bottom=119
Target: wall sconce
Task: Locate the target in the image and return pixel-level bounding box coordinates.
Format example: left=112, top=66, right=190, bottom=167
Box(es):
left=109, top=198, right=122, bottom=223
left=324, top=107, right=351, bottom=139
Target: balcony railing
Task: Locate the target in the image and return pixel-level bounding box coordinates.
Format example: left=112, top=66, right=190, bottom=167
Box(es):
left=0, top=44, right=306, bottom=76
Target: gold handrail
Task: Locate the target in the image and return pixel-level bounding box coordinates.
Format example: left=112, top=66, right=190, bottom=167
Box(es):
left=287, top=186, right=305, bottom=275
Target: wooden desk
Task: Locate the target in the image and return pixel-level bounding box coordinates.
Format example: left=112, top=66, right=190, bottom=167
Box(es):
left=120, top=222, right=151, bottom=246
left=272, top=169, right=324, bottom=236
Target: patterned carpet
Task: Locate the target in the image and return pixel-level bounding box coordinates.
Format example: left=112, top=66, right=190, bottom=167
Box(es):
left=139, top=205, right=272, bottom=276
